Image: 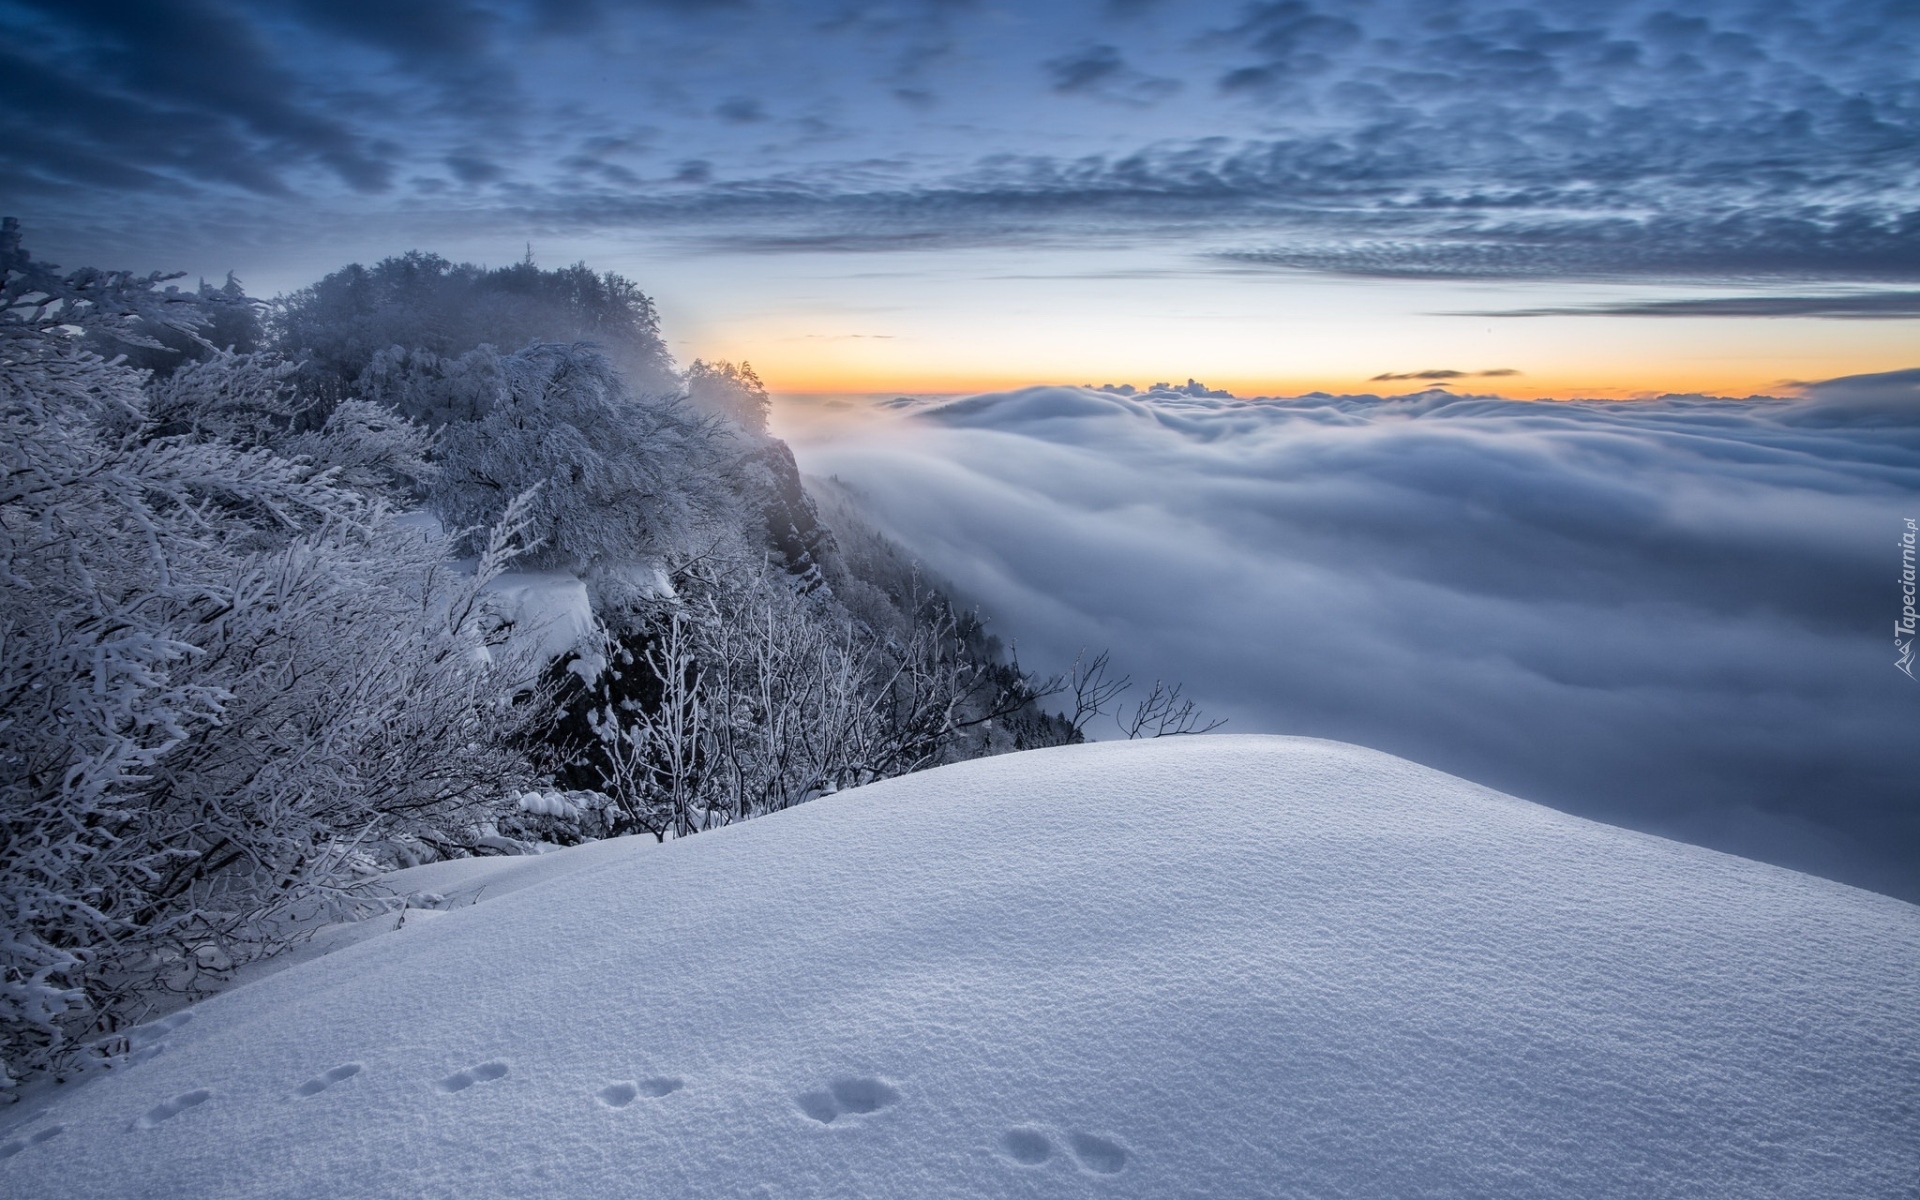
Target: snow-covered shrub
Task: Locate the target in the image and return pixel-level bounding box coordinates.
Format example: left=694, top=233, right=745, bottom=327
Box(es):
left=540, top=553, right=1067, bottom=839
left=149, top=352, right=431, bottom=501
left=145, top=350, right=303, bottom=445
left=490, top=788, right=610, bottom=848
left=421, top=342, right=729, bottom=588
left=274, top=397, right=434, bottom=500
left=1, top=238, right=540, bottom=1085
left=87, top=273, right=262, bottom=380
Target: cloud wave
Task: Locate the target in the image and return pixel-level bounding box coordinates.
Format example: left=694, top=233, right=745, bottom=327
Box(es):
left=797, top=372, right=1920, bottom=900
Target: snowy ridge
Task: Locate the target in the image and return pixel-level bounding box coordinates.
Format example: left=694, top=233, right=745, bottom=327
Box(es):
left=3, top=736, right=1916, bottom=1198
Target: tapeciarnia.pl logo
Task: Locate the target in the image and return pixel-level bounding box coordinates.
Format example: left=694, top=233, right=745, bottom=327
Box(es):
left=1900, top=518, right=1917, bottom=679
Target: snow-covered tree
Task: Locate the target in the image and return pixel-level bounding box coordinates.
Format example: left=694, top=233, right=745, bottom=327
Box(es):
left=272, top=252, right=678, bottom=401
left=355, top=345, right=501, bottom=429
left=1, top=225, right=540, bottom=1088
left=686, top=359, right=771, bottom=435
left=421, top=342, right=728, bottom=592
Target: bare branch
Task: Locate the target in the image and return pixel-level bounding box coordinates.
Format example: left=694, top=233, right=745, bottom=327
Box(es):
left=1119, top=680, right=1225, bottom=739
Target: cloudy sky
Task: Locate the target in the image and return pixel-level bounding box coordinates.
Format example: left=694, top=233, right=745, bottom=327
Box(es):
left=4, top=0, right=1917, bottom=395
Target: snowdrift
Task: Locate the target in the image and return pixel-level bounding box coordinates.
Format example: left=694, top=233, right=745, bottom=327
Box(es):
left=5, top=737, right=1916, bottom=1199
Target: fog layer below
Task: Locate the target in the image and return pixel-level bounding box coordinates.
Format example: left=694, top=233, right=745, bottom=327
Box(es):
left=795, top=378, right=1920, bottom=900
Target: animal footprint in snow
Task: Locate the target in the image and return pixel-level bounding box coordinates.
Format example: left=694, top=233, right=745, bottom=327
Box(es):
left=1068, top=1132, right=1129, bottom=1174
left=597, top=1077, right=683, bottom=1108
left=295, top=1063, right=362, bottom=1097
left=436, top=1061, right=509, bottom=1093
left=795, top=1076, right=900, bottom=1124
left=0, top=1125, right=64, bottom=1158
left=996, top=1127, right=1129, bottom=1175
left=131, top=1089, right=211, bottom=1129
left=998, top=1127, right=1053, bottom=1166
left=123, top=1009, right=195, bottom=1065
left=127, top=1010, right=194, bottom=1045
left=598, top=1082, right=639, bottom=1108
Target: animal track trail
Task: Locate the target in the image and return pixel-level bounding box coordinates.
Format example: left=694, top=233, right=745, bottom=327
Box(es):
left=131, top=1089, right=212, bottom=1130
left=995, top=1126, right=1130, bottom=1175
left=597, top=1077, right=683, bottom=1108
left=436, top=1061, right=509, bottom=1093
left=795, top=1076, right=900, bottom=1125
left=0, top=1125, right=65, bottom=1158
left=295, top=1063, right=362, bottom=1097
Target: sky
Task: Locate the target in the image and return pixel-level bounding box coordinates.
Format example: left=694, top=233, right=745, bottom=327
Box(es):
left=3, top=0, right=1917, bottom=396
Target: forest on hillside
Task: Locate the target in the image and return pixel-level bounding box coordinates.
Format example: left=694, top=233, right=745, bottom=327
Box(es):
left=0, top=221, right=1223, bottom=1092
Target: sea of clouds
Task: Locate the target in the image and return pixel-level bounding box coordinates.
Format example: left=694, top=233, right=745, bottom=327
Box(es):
left=795, top=371, right=1920, bottom=901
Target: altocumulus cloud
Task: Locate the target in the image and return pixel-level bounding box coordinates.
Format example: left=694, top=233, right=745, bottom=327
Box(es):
left=798, top=374, right=1920, bottom=901
left=3, top=0, right=1914, bottom=282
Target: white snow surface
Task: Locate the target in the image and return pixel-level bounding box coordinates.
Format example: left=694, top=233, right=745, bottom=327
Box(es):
left=5, top=736, right=1917, bottom=1198
left=477, top=570, right=598, bottom=672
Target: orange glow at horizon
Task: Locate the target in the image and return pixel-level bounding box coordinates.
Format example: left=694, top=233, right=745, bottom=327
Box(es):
left=747, top=357, right=1915, bottom=403
left=652, top=244, right=1918, bottom=407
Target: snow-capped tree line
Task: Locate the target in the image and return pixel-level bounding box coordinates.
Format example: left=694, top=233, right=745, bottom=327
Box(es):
left=0, top=220, right=1211, bottom=1091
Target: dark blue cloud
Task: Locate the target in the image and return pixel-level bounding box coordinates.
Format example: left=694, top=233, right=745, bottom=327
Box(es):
left=0, top=0, right=1914, bottom=282
left=1466, top=292, right=1920, bottom=318
left=286, top=0, right=496, bottom=66
left=1214, top=1, right=1362, bottom=95
left=714, top=96, right=768, bottom=124
left=445, top=151, right=509, bottom=184
left=1047, top=43, right=1127, bottom=92
left=1217, top=211, right=1920, bottom=280
left=1045, top=44, right=1181, bottom=105
left=1, top=0, right=395, bottom=194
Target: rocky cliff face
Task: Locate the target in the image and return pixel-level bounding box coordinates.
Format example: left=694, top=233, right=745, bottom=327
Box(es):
left=735, top=435, right=835, bottom=591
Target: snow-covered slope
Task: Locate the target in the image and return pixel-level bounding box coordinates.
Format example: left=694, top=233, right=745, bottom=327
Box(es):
left=5, top=737, right=1916, bottom=1199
